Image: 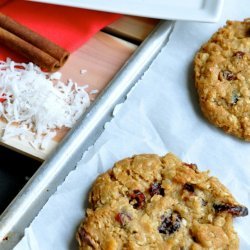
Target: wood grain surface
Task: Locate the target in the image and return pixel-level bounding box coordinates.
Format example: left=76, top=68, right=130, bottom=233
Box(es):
left=104, top=16, right=159, bottom=43
left=0, top=16, right=157, bottom=160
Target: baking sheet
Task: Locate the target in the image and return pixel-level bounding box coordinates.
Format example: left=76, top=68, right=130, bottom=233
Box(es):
left=30, top=0, right=224, bottom=22
left=14, top=0, right=250, bottom=249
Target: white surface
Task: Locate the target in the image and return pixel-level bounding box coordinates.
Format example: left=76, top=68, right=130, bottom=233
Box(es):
left=30, top=0, right=224, bottom=22
left=15, top=0, right=250, bottom=249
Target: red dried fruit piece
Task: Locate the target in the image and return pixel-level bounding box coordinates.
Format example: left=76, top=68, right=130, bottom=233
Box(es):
left=183, top=162, right=198, bottom=172
left=129, top=190, right=145, bottom=209
left=213, top=203, right=248, bottom=217
left=233, top=51, right=245, bottom=59
left=149, top=183, right=164, bottom=197
left=115, top=212, right=131, bottom=226
left=78, top=228, right=95, bottom=247
left=158, top=211, right=182, bottom=235
left=183, top=183, right=194, bottom=192
left=222, top=70, right=236, bottom=81
left=0, top=93, right=7, bottom=103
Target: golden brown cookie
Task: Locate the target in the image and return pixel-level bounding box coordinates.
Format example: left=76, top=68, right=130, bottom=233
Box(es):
left=194, top=19, right=250, bottom=140
left=76, top=153, right=248, bottom=249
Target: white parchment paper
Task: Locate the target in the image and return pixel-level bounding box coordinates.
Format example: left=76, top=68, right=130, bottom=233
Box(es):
left=15, top=0, right=250, bottom=249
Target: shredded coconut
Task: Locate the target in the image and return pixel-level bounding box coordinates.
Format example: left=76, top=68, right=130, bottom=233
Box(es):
left=0, top=58, right=91, bottom=150
left=50, top=72, right=62, bottom=80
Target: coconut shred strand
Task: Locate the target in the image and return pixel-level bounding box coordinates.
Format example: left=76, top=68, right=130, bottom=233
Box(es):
left=0, top=59, right=90, bottom=149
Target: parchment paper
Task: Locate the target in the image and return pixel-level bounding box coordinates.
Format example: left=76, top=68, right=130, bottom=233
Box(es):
left=14, top=0, right=250, bottom=249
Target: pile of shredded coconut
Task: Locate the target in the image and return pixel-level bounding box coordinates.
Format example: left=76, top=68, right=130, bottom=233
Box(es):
left=0, top=58, right=91, bottom=149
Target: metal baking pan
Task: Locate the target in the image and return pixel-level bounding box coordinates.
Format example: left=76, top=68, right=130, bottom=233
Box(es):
left=0, top=20, right=174, bottom=249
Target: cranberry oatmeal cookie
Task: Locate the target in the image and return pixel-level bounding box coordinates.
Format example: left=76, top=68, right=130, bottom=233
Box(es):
left=194, top=19, right=250, bottom=140
left=76, top=153, right=248, bottom=249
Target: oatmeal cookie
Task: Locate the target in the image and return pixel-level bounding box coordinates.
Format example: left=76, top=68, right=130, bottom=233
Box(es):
left=76, top=153, right=248, bottom=249
left=194, top=19, right=250, bottom=140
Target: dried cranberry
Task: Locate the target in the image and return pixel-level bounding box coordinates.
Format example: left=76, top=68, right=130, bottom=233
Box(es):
left=183, top=162, right=198, bottom=172
left=233, top=51, right=245, bottom=59
left=115, top=212, right=131, bottom=226
left=0, top=93, right=6, bottom=103
left=221, top=70, right=236, bottom=81
left=149, top=183, right=164, bottom=197
left=158, top=211, right=182, bottom=235
left=183, top=183, right=194, bottom=192
left=129, top=190, right=145, bottom=209
left=78, top=228, right=95, bottom=247
left=213, top=203, right=248, bottom=217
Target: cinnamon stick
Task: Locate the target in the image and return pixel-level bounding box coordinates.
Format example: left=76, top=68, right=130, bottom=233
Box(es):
left=0, top=27, right=60, bottom=71
left=0, top=13, right=69, bottom=71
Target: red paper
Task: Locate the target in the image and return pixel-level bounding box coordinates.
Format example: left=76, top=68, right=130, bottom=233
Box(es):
left=0, top=0, right=121, bottom=61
